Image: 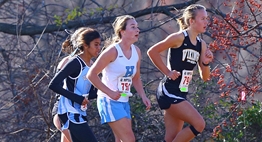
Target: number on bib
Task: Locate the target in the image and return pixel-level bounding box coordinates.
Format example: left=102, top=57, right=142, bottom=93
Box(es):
left=179, top=70, right=193, bottom=92
left=118, top=77, right=132, bottom=93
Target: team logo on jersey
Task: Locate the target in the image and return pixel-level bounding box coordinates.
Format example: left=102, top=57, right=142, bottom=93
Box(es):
left=83, top=75, right=88, bottom=80
left=182, top=49, right=200, bottom=64
left=124, top=66, right=134, bottom=77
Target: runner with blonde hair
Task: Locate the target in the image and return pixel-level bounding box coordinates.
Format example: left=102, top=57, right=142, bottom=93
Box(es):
left=148, top=4, right=213, bottom=142
left=87, top=15, right=151, bottom=142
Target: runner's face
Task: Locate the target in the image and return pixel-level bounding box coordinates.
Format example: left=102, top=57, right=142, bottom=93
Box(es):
left=87, top=38, right=101, bottom=58
left=121, top=19, right=140, bottom=42
left=191, top=9, right=208, bottom=33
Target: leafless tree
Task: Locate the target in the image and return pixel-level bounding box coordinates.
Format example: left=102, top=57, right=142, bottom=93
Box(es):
left=0, top=0, right=261, bottom=141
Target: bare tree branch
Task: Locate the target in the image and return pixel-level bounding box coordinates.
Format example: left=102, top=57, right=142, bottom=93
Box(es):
left=0, top=0, right=199, bottom=36
left=1, top=0, right=261, bottom=141
left=0, top=0, right=9, bottom=8
left=208, top=8, right=262, bottom=37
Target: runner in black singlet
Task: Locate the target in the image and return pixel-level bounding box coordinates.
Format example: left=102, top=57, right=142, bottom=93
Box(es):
left=147, top=4, right=213, bottom=142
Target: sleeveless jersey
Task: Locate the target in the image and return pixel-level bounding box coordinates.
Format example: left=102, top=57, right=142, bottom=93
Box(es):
left=98, top=43, right=139, bottom=102
left=164, top=30, right=202, bottom=98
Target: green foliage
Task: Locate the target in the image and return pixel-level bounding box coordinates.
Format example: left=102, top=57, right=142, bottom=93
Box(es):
left=189, top=75, right=219, bottom=141
left=54, top=15, right=62, bottom=26
left=90, top=9, right=95, bottom=16
left=53, top=7, right=85, bottom=26
left=95, top=7, right=103, bottom=12
left=127, top=81, right=165, bottom=141
left=190, top=72, right=262, bottom=142
left=53, top=6, right=109, bottom=25
left=214, top=101, right=262, bottom=142
left=107, top=4, right=118, bottom=11
left=65, top=7, right=83, bottom=23
left=129, top=95, right=165, bottom=141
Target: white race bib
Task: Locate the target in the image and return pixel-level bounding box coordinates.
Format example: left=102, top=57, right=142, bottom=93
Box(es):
left=179, top=70, right=193, bottom=92
left=81, top=94, right=89, bottom=111
left=118, top=77, right=132, bottom=96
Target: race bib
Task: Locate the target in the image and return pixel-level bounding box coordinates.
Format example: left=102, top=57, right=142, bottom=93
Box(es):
left=179, top=70, right=193, bottom=92
left=81, top=94, right=89, bottom=111
left=118, top=77, right=132, bottom=93
left=81, top=104, right=87, bottom=111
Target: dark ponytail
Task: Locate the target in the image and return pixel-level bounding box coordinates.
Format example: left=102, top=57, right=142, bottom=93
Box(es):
left=62, top=38, right=74, bottom=55
left=62, top=27, right=100, bottom=56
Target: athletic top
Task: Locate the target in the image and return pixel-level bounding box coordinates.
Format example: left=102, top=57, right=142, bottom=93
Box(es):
left=49, top=56, right=92, bottom=126
left=163, top=30, right=202, bottom=98
left=98, top=43, right=139, bottom=102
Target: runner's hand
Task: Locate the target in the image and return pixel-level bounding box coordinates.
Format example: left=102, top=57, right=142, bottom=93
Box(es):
left=142, top=96, right=151, bottom=110
left=81, top=98, right=89, bottom=105
left=108, top=90, right=121, bottom=100
left=167, top=70, right=181, bottom=80
left=202, top=48, right=213, bottom=64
